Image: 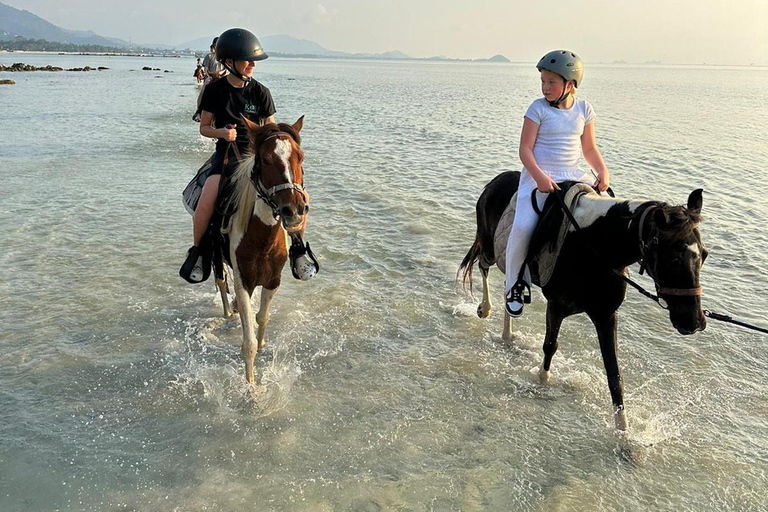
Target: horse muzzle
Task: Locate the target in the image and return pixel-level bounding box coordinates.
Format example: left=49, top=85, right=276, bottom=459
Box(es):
left=669, top=304, right=707, bottom=335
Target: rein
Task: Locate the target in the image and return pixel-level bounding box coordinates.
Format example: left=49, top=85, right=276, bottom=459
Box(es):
left=552, top=191, right=768, bottom=335
left=548, top=191, right=681, bottom=309
left=250, top=131, right=308, bottom=220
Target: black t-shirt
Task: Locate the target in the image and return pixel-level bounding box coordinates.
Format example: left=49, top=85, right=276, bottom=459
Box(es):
left=200, top=78, right=276, bottom=153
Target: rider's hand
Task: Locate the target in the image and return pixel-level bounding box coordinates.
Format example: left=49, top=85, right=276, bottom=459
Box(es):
left=593, top=172, right=610, bottom=192
left=221, top=125, right=237, bottom=142
left=535, top=175, right=560, bottom=193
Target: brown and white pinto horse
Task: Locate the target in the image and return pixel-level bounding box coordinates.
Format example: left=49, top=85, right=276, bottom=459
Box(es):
left=460, top=171, right=707, bottom=430
left=217, top=116, right=314, bottom=385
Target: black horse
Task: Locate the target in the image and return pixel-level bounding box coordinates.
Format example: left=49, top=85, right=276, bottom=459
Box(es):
left=459, top=171, right=708, bottom=430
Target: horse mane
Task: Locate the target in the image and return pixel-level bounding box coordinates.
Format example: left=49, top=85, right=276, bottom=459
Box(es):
left=654, top=203, right=702, bottom=242
left=229, top=122, right=302, bottom=235
left=229, top=154, right=258, bottom=235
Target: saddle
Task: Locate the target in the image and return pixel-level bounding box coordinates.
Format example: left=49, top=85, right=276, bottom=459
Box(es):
left=181, top=155, right=242, bottom=282
left=493, top=182, right=598, bottom=287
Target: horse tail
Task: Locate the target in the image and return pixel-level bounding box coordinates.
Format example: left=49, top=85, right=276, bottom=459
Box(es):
left=457, top=235, right=482, bottom=292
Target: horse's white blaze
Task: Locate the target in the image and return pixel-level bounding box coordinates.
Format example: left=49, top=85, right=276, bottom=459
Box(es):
left=687, top=243, right=700, bottom=256
left=274, top=138, right=293, bottom=184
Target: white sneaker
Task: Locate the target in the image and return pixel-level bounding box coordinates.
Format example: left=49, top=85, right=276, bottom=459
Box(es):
left=505, top=283, right=525, bottom=318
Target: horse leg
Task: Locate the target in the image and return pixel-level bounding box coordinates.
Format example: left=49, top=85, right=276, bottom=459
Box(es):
left=540, top=302, right=565, bottom=384
left=255, top=287, right=278, bottom=351
left=477, top=264, right=492, bottom=318
left=217, top=266, right=233, bottom=318
left=502, top=303, right=513, bottom=342
left=232, top=275, right=259, bottom=385
left=590, top=311, right=628, bottom=430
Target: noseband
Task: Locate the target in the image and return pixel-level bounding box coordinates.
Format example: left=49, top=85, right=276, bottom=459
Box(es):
left=636, top=204, right=703, bottom=298
left=250, top=131, right=308, bottom=221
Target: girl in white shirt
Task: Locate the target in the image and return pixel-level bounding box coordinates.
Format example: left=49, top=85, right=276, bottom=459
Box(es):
left=505, top=50, right=610, bottom=317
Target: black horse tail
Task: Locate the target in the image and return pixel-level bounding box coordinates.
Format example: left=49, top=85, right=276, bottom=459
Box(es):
left=457, top=235, right=482, bottom=292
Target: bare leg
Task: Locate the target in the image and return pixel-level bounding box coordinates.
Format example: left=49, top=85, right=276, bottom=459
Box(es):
left=540, top=302, right=565, bottom=383
left=477, top=264, right=492, bottom=318
left=255, top=287, right=278, bottom=350
left=233, top=273, right=258, bottom=385
left=589, top=311, right=628, bottom=430
left=193, top=174, right=221, bottom=246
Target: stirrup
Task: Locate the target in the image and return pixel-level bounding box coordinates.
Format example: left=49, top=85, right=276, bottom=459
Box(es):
left=289, top=238, right=320, bottom=281
left=505, top=280, right=531, bottom=318
left=179, top=245, right=211, bottom=284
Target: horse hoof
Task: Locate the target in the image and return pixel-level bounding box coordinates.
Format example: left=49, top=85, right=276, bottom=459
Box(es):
left=615, top=408, right=629, bottom=431
left=539, top=369, right=551, bottom=384
left=477, top=304, right=491, bottom=318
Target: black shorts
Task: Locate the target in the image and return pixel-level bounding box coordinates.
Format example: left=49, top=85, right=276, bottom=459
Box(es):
left=208, top=144, right=245, bottom=178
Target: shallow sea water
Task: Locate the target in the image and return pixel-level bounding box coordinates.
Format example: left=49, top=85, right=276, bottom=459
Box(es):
left=1, top=53, right=767, bottom=511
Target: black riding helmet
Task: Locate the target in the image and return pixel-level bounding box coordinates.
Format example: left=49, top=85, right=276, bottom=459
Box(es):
left=215, top=28, right=268, bottom=80
left=210, top=37, right=218, bottom=49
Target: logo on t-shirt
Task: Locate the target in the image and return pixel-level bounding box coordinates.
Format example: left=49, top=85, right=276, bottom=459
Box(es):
left=244, top=103, right=258, bottom=114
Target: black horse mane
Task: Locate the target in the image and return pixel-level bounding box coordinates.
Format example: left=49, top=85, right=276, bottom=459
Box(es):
left=649, top=202, right=702, bottom=242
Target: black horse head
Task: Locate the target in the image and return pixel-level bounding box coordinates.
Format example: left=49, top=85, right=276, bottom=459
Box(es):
left=641, top=189, right=708, bottom=334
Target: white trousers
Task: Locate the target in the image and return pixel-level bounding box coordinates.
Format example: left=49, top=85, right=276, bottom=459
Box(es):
left=504, top=169, right=593, bottom=294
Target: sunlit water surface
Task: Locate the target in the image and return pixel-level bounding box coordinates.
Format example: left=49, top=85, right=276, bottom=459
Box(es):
left=1, top=53, right=767, bottom=511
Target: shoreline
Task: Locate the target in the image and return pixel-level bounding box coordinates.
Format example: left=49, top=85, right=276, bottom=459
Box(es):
left=1, top=50, right=766, bottom=69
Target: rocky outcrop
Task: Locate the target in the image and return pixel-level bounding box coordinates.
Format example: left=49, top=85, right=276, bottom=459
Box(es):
left=0, top=79, right=15, bottom=85
left=0, top=62, right=109, bottom=72
left=0, top=62, right=62, bottom=71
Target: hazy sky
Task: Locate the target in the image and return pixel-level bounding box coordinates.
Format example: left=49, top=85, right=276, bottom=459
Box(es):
left=6, top=0, right=767, bottom=64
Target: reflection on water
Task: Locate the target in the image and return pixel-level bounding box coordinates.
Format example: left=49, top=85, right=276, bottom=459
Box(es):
left=1, top=53, right=767, bottom=511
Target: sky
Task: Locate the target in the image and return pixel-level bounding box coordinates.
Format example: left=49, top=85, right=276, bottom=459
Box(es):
left=5, top=0, right=768, bottom=65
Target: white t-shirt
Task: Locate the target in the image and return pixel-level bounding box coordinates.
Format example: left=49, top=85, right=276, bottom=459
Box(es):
left=524, top=97, right=595, bottom=175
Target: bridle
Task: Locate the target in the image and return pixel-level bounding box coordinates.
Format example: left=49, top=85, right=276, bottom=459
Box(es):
left=635, top=203, right=703, bottom=299
left=248, top=131, right=309, bottom=222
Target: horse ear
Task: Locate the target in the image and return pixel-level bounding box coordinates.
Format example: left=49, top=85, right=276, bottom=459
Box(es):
left=687, top=189, right=703, bottom=214
left=653, top=208, right=669, bottom=229
left=240, top=114, right=259, bottom=132
left=292, top=115, right=304, bottom=134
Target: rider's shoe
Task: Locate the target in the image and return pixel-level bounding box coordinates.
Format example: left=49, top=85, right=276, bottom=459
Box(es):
left=505, top=282, right=526, bottom=318
left=192, top=110, right=201, bottom=122
left=180, top=246, right=206, bottom=284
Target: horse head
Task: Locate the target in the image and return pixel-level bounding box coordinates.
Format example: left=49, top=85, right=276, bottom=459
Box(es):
left=641, top=189, right=708, bottom=334
left=242, top=115, right=308, bottom=234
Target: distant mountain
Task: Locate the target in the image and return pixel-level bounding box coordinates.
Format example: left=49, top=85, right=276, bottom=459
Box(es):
left=0, top=2, right=509, bottom=62
left=177, top=34, right=509, bottom=62
left=175, top=34, right=404, bottom=59
left=0, top=1, right=131, bottom=47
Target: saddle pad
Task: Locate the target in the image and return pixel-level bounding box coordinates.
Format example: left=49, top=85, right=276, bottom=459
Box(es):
left=493, top=183, right=596, bottom=286
left=535, top=183, right=596, bottom=286
left=493, top=191, right=519, bottom=274
left=182, top=156, right=213, bottom=215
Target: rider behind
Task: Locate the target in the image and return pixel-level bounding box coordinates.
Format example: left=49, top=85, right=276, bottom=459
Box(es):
left=193, top=37, right=227, bottom=122
left=504, top=50, right=610, bottom=317
left=180, top=28, right=275, bottom=283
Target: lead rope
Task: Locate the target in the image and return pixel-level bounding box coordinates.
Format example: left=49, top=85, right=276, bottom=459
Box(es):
left=551, top=190, right=767, bottom=335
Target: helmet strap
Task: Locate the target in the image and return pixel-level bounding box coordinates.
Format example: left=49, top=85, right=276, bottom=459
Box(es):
left=548, top=78, right=571, bottom=108
left=223, top=60, right=251, bottom=85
